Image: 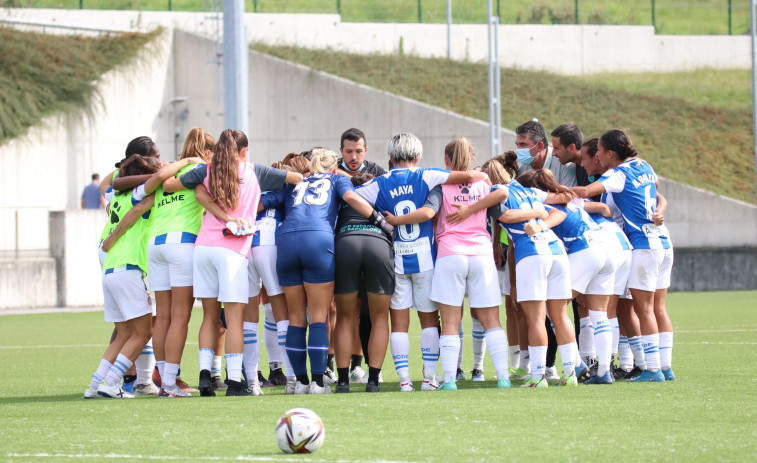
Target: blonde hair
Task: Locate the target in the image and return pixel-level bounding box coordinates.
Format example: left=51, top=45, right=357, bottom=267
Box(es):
left=208, top=129, right=247, bottom=210
left=482, top=158, right=512, bottom=185
left=309, top=148, right=339, bottom=173
left=444, top=137, right=475, bottom=172
left=179, top=127, right=215, bottom=162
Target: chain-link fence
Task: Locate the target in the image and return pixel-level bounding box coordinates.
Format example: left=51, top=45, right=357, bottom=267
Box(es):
left=3, top=1, right=753, bottom=35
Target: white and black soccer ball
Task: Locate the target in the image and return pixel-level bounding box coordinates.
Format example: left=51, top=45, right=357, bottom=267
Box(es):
left=275, top=408, right=325, bottom=454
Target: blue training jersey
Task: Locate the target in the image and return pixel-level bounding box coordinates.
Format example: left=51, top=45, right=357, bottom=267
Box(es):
left=548, top=202, right=600, bottom=255
left=589, top=212, right=632, bottom=251
left=598, top=158, right=671, bottom=250
left=493, top=181, right=565, bottom=265
left=261, top=173, right=354, bottom=235
left=356, top=167, right=450, bottom=274
left=252, top=192, right=283, bottom=247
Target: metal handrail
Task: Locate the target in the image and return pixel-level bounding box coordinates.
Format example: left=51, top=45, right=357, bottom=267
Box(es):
left=0, top=18, right=134, bottom=34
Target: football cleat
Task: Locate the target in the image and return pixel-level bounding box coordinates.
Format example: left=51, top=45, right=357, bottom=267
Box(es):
left=576, top=361, right=592, bottom=383
left=268, top=368, right=287, bottom=386
left=84, top=386, right=101, bottom=399
left=456, top=369, right=466, bottom=381
left=225, top=379, right=255, bottom=396
left=497, top=377, right=513, bottom=389
left=247, top=381, right=264, bottom=396
left=620, top=366, right=644, bottom=381
left=97, top=383, right=135, bottom=398
left=585, top=370, right=614, bottom=385
left=544, top=366, right=560, bottom=381
left=629, top=369, right=665, bottom=383
left=335, top=382, right=350, bottom=393
left=323, top=368, right=338, bottom=385
left=134, top=381, right=160, bottom=396
left=152, top=367, right=161, bottom=387
left=350, top=366, right=368, bottom=384
left=198, top=369, right=216, bottom=397
left=556, top=372, right=578, bottom=386
left=176, top=377, right=199, bottom=393
left=366, top=381, right=380, bottom=393
left=662, top=368, right=676, bottom=381
left=509, top=368, right=529, bottom=380
left=520, top=377, right=548, bottom=388
left=438, top=380, right=457, bottom=391
left=285, top=377, right=297, bottom=395
left=421, top=370, right=439, bottom=391
left=399, top=381, right=414, bottom=392
left=211, top=375, right=227, bottom=391
left=309, top=382, right=331, bottom=395
left=294, top=381, right=310, bottom=395
left=471, top=368, right=485, bottom=382
left=159, top=384, right=192, bottom=398
left=614, top=366, right=632, bottom=381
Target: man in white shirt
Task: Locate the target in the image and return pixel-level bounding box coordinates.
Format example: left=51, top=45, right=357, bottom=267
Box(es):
left=515, top=119, right=577, bottom=187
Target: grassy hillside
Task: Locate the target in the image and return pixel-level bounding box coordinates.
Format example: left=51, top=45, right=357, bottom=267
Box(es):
left=8, top=0, right=751, bottom=35
left=0, top=27, right=160, bottom=144
left=253, top=44, right=755, bottom=203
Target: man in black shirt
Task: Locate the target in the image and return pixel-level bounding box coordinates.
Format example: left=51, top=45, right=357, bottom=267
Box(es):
left=551, top=122, right=591, bottom=187
left=338, top=128, right=387, bottom=177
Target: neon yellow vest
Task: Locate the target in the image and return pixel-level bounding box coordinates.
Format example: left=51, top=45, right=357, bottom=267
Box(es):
left=500, top=228, right=508, bottom=246
left=99, top=171, right=120, bottom=242
left=149, top=164, right=203, bottom=238
left=103, top=190, right=150, bottom=273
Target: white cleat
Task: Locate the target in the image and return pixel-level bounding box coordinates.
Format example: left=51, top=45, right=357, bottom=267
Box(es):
left=350, top=366, right=368, bottom=384
left=97, top=383, right=135, bottom=399
left=294, top=381, right=310, bottom=395
left=134, top=381, right=161, bottom=396
left=247, top=381, right=264, bottom=396
left=309, top=382, right=332, bottom=394
left=421, top=370, right=439, bottom=391
left=399, top=380, right=415, bottom=392
left=544, top=366, right=560, bottom=381
left=323, top=368, right=337, bottom=385
left=285, top=378, right=297, bottom=395
left=84, top=387, right=101, bottom=399
left=159, top=384, right=192, bottom=398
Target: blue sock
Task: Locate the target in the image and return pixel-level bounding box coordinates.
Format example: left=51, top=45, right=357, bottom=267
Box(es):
left=308, top=322, right=329, bottom=381
left=286, top=325, right=308, bottom=378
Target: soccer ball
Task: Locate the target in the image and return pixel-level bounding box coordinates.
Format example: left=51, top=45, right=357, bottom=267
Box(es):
left=275, top=408, right=325, bottom=454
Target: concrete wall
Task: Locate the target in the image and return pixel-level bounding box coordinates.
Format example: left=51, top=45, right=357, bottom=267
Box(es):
left=1, top=9, right=750, bottom=75
left=671, top=248, right=757, bottom=292
left=0, top=257, right=57, bottom=309
left=49, top=210, right=107, bottom=307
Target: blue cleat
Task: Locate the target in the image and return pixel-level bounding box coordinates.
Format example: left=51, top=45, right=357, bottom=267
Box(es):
left=585, top=370, right=614, bottom=385
left=122, top=379, right=135, bottom=394
left=438, top=380, right=458, bottom=391
left=630, top=369, right=665, bottom=383
left=662, top=368, right=676, bottom=381
left=497, top=377, right=513, bottom=389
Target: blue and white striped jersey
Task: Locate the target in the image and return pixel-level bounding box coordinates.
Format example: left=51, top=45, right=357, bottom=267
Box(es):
left=356, top=167, right=450, bottom=274
left=589, top=212, right=632, bottom=251
left=252, top=193, right=282, bottom=247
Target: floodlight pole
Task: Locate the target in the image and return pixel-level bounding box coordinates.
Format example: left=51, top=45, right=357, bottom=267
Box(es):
left=447, top=0, right=452, bottom=59
left=487, top=0, right=501, bottom=158
left=751, top=0, right=757, bottom=202
left=223, top=0, right=249, bottom=134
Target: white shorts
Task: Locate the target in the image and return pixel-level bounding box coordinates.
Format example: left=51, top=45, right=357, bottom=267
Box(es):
left=515, top=254, right=572, bottom=302
left=568, top=246, right=615, bottom=296
left=102, top=270, right=153, bottom=323
left=498, top=267, right=510, bottom=297
left=628, top=248, right=674, bottom=292
left=249, top=245, right=283, bottom=297
left=98, top=244, right=106, bottom=270
left=193, top=245, right=249, bottom=303
left=391, top=270, right=437, bottom=313
left=430, top=255, right=501, bottom=308
left=613, top=249, right=633, bottom=299
left=148, top=243, right=194, bottom=291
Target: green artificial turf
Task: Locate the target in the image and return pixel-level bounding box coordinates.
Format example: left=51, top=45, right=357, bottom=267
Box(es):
left=1, top=291, right=756, bottom=462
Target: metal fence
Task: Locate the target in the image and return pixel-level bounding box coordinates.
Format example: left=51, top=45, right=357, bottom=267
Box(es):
left=0, top=207, right=50, bottom=258
left=5, top=0, right=752, bottom=35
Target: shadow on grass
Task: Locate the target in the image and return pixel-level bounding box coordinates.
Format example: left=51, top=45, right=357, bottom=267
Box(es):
left=0, top=394, right=85, bottom=405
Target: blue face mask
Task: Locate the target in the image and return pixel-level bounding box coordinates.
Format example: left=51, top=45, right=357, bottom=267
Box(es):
left=516, top=146, right=535, bottom=166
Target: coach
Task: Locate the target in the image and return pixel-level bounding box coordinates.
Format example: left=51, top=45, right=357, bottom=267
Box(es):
left=338, top=128, right=387, bottom=177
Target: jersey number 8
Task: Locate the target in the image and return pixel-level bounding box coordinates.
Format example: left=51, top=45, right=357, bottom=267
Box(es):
left=394, top=200, right=420, bottom=241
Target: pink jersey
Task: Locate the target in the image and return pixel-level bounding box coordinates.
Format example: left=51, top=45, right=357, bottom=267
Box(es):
left=436, top=179, right=492, bottom=258
left=195, top=162, right=262, bottom=257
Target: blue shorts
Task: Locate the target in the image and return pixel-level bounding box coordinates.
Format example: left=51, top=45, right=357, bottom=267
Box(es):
left=277, top=231, right=335, bottom=286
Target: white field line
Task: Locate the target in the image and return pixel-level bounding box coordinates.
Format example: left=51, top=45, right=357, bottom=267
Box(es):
left=5, top=453, right=415, bottom=463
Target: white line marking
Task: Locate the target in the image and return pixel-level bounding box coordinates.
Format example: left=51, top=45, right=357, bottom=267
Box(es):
left=6, top=454, right=414, bottom=463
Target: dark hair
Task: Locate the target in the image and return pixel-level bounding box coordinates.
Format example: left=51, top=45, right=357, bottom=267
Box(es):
left=116, top=136, right=158, bottom=168
left=285, top=155, right=310, bottom=175
left=340, top=128, right=366, bottom=149
left=517, top=169, right=575, bottom=203
left=582, top=138, right=598, bottom=157
left=281, top=152, right=301, bottom=165
left=551, top=123, right=583, bottom=150
left=351, top=172, right=374, bottom=187
left=91, top=173, right=99, bottom=181
left=118, top=154, right=161, bottom=180
left=498, top=151, right=519, bottom=180
left=600, top=130, right=638, bottom=160
left=515, top=120, right=547, bottom=148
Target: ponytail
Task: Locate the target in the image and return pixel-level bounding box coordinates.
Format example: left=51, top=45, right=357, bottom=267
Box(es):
left=208, top=129, right=243, bottom=210
left=180, top=127, right=215, bottom=162
left=309, top=148, right=338, bottom=173
left=444, top=137, right=474, bottom=172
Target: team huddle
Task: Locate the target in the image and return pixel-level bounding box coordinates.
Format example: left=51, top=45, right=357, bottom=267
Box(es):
left=84, top=121, right=675, bottom=399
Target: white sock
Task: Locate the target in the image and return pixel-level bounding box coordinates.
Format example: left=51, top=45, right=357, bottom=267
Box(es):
left=659, top=331, right=673, bottom=370
left=578, top=317, right=596, bottom=363
left=391, top=332, right=411, bottom=381
left=135, top=338, right=155, bottom=385
left=243, top=322, right=260, bottom=385
left=105, top=353, right=132, bottom=387
left=589, top=310, right=612, bottom=377
left=163, top=362, right=179, bottom=388
left=156, top=360, right=165, bottom=380
left=618, top=336, right=633, bottom=370
left=90, top=359, right=112, bottom=390
left=528, top=345, right=547, bottom=380
left=610, top=318, right=620, bottom=357
left=628, top=336, right=647, bottom=370
left=225, top=353, right=243, bottom=382
left=508, top=345, right=520, bottom=370
left=642, top=333, right=661, bottom=371
left=420, top=327, right=440, bottom=373
left=199, top=348, right=215, bottom=372
left=558, top=342, right=577, bottom=377
left=211, top=355, right=223, bottom=378
left=457, top=321, right=464, bottom=370
left=472, top=318, right=487, bottom=370
left=277, top=320, right=294, bottom=379
left=484, top=328, right=509, bottom=380
left=439, top=334, right=460, bottom=383
left=519, top=349, right=531, bottom=373
left=262, top=303, right=281, bottom=369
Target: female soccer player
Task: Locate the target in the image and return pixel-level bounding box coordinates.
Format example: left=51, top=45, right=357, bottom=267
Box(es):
left=171, top=129, right=301, bottom=396
left=572, top=130, right=674, bottom=382
left=261, top=149, right=393, bottom=394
